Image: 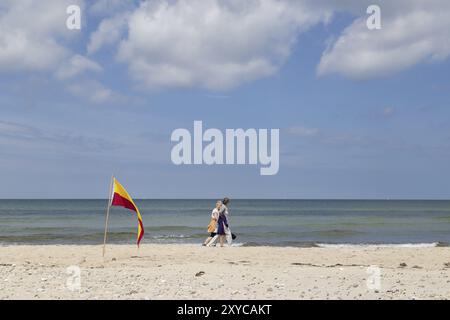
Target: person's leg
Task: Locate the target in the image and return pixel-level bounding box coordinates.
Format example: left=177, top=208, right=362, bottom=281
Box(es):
left=204, top=233, right=217, bottom=246
left=219, top=235, right=225, bottom=247
left=203, top=237, right=212, bottom=246
left=207, top=234, right=219, bottom=246
left=225, top=227, right=232, bottom=245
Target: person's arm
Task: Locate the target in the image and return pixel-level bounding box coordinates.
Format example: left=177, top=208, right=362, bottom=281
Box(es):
left=212, top=209, right=219, bottom=220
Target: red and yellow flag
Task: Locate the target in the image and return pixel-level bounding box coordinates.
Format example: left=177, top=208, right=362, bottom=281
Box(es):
left=110, top=178, right=144, bottom=246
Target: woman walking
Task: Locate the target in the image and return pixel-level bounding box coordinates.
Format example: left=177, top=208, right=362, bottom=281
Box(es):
left=217, top=198, right=230, bottom=247
left=203, top=201, right=221, bottom=246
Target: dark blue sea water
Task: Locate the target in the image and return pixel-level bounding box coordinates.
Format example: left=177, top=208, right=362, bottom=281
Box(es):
left=1, top=200, right=450, bottom=247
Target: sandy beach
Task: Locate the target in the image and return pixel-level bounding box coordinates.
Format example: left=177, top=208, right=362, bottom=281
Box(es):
left=1, top=244, right=450, bottom=300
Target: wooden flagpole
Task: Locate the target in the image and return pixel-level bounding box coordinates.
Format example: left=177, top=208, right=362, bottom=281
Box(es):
left=102, top=175, right=114, bottom=257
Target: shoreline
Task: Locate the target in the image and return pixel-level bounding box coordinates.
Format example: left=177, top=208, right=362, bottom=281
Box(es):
left=0, top=242, right=445, bottom=248
left=1, top=244, right=450, bottom=299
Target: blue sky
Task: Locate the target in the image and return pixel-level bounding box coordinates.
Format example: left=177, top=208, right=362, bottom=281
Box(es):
left=0, top=0, right=450, bottom=199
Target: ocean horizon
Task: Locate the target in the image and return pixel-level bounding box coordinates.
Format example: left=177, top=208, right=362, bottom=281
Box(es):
left=1, top=199, right=450, bottom=247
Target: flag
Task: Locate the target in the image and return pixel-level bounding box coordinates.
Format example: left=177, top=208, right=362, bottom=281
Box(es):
left=110, top=178, right=144, bottom=246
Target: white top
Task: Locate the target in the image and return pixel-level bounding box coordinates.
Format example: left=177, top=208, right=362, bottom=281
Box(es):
left=211, top=208, right=219, bottom=220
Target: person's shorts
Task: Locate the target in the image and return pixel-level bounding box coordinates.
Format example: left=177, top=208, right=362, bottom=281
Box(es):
left=210, top=232, right=217, bottom=237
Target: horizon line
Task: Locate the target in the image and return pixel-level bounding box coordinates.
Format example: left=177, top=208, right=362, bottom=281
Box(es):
left=0, top=198, right=449, bottom=201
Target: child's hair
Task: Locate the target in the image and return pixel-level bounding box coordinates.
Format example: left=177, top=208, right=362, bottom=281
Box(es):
left=222, top=197, right=230, bottom=205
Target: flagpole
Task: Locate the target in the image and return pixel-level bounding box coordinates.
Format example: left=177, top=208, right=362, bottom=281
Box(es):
left=102, top=175, right=114, bottom=257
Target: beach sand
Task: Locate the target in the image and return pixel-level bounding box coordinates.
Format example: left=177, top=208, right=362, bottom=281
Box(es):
left=1, top=244, right=450, bottom=300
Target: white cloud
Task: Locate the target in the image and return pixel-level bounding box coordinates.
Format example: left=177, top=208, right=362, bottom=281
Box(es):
left=55, top=54, right=103, bottom=79
left=89, top=0, right=135, bottom=16
left=66, top=80, right=120, bottom=104
left=87, top=13, right=129, bottom=54
left=3, top=0, right=450, bottom=93
left=317, top=0, right=450, bottom=79
left=0, top=0, right=84, bottom=72
left=0, top=1, right=127, bottom=105
left=90, top=0, right=332, bottom=90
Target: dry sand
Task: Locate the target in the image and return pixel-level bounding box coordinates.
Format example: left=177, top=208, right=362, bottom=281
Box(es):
left=1, top=244, right=450, bottom=300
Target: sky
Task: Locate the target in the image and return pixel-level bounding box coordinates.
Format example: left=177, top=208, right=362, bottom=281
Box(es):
left=0, top=0, right=450, bottom=199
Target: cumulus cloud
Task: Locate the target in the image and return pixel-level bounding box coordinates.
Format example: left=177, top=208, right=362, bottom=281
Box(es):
left=0, top=1, right=129, bottom=105
left=88, top=0, right=450, bottom=90
left=66, top=80, right=121, bottom=104
left=55, top=54, right=103, bottom=79
left=0, top=0, right=84, bottom=72
left=317, top=0, right=450, bottom=79
left=89, top=0, right=136, bottom=16
left=3, top=0, right=450, bottom=93
left=91, top=0, right=332, bottom=90
left=88, top=13, right=129, bottom=54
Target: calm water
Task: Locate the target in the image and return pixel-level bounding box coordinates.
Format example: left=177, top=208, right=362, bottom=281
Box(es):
left=1, top=200, right=450, bottom=247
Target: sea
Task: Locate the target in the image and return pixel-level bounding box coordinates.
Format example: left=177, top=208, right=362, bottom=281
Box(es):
left=1, top=199, right=450, bottom=247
